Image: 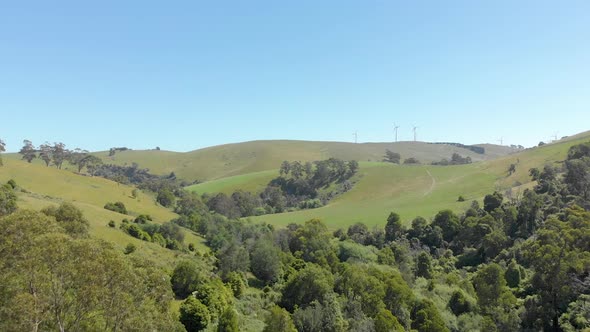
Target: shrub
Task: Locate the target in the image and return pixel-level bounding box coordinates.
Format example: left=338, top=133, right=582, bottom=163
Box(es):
left=157, top=189, right=175, bottom=207
left=134, top=214, right=152, bottom=224
left=180, top=297, right=210, bottom=332
left=104, top=201, right=127, bottom=214
left=226, top=272, right=245, bottom=298
left=171, top=260, right=205, bottom=298
left=108, top=220, right=116, bottom=228
left=124, top=243, right=136, bottom=254
left=217, top=307, right=239, bottom=332
left=0, top=184, right=18, bottom=217
left=457, top=195, right=465, bottom=202
left=6, top=179, right=17, bottom=189
left=449, top=290, right=473, bottom=316
left=403, top=157, right=421, bottom=164
left=188, top=243, right=195, bottom=251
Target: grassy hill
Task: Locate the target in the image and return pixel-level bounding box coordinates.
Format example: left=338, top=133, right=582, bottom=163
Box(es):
left=89, top=140, right=517, bottom=182
left=186, top=131, right=590, bottom=229
left=3, top=131, right=589, bottom=233
left=0, top=158, right=207, bottom=269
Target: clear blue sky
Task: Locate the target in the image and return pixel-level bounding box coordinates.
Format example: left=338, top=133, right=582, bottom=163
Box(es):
left=1, top=1, right=589, bottom=152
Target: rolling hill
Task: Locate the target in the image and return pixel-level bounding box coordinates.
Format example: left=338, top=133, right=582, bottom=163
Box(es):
left=186, top=131, right=590, bottom=229
left=89, top=140, right=517, bottom=182
left=2, top=131, right=588, bottom=233
left=0, top=158, right=207, bottom=269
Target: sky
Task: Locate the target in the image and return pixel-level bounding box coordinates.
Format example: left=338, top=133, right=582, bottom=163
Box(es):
left=1, top=1, right=589, bottom=152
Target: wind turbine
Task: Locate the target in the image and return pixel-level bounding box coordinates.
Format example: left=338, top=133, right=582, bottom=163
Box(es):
left=412, top=126, right=418, bottom=142
left=498, top=137, right=504, bottom=145
left=394, top=123, right=400, bottom=142
left=353, top=131, right=358, bottom=144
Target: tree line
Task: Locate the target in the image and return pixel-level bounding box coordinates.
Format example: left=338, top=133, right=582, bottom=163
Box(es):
left=204, top=158, right=359, bottom=219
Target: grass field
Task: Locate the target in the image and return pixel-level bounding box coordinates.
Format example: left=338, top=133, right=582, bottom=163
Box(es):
left=82, top=140, right=517, bottom=182
left=250, top=162, right=496, bottom=228
left=0, top=159, right=207, bottom=269
left=186, top=169, right=277, bottom=194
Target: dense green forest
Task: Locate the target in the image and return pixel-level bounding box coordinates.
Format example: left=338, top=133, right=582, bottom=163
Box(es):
left=2, top=141, right=590, bottom=331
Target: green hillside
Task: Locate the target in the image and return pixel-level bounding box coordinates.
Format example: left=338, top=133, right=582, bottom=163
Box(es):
left=0, top=159, right=207, bottom=268
left=3, top=131, right=589, bottom=233
left=88, top=140, right=517, bottom=181
left=185, top=131, right=590, bottom=229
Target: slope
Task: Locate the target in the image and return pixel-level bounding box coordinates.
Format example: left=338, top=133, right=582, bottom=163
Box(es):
left=0, top=159, right=206, bottom=268
left=89, top=140, right=516, bottom=181
left=189, top=131, right=590, bottom=229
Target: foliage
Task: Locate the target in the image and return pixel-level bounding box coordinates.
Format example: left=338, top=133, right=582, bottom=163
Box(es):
left=206, top=158, right=359, bottom=218
left=217, top=307, right=239, bottom=332
left=384, top=149, right=401, bottom=164
left=411, top=299, right=450, bottom=332
left=251, top=238, right=282, bottom=283
left=292, top=293, right=347, bottom=332
left=157, top=188, right=176, bottom=207
left=124, top=242, right=136, bottom=254
left=0, top=184, right=17, bottom=217
left=263, top=306, right=297, bottom=332
left=448, top=290, right=473, bottom=316
left=374, top=308, right=404, bottom=332
left=0, top=139, right=4, bottom=166
left=41, top=202, right=89, bottom=237
left=432, top=153, right=472, bottom=166
left=0, top=210, right=182, bottom=332
left=559, top=294, right=590, bottom=332
left=403, top=157, right=421, bottom=164
left=171, top=260, right=206, bottom=298
left=180, top=296, right=211, bottom=332
left=19, top=139, right=37, bottom=163
left=280, top=264, right=335, bottom=312
left=384, top=211, right=404, bottom=242
left=104, top=201, right=128, bottom=214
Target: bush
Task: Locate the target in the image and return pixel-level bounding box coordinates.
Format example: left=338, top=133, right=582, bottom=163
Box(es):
left=124, top=243, right=136, bottom=254
left=0, top=184, right=18, bottom=217
left=263, top=306, right=297, bottom=332
left=108, top=220, right=116, bottom=228
left=124, top=224, right=151, bottom=241
left=188, top=243, right=195, bottom=251
left=171, top=260, right=205, bottom=298
left=41, top=202, right=89, bottom=237
left=217, top=307, right=239, bottom=332
left=134, top=214, right=152, bottom=224
left=6, top=179, right=16, bottom=189
left=157, top=189, right=175, bottom=207
left=457, top=195, right=465, bottom=202
left=104, top=201, right=127, bottom=214
left=449, top=290, right=473, bottom=316
left=180, top=297, right=210, bottom=332
left=226, top=272, right=245, bottom=298
left=403, top=157, right=421, bottom=164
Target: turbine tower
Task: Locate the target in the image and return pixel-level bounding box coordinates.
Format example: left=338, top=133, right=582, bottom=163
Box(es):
left=353, top=131, right=358, bottom=144
left=498, top=137, right=503, bottom=145
left=412, top=126, right=418, bottom=142
left=394, top=123, right=400, bottom=142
